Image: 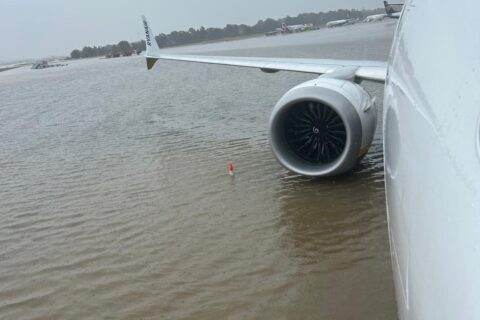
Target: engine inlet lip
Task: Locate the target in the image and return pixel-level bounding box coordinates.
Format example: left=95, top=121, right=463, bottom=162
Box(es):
left=269, top=81, right=365, bottom=177
left=270, top=97, right=357, bottom=177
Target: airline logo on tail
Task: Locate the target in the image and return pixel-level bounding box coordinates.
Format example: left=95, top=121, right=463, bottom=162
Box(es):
left=142, top=17, right=152, bottom=46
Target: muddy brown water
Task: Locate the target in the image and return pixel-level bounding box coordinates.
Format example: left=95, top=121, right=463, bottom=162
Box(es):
left=0, top=21, right=398, bottom=319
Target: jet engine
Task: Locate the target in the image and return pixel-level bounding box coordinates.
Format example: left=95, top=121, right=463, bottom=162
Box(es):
left=269, top=78, right=377, bottom=177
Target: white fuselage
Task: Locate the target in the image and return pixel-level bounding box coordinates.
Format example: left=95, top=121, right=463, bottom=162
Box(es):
left=287, top=24, right=305, bottom=32
left=384, top=0, right=480, bottom=319
left=364, top=14, right=386, bottom=22
left=388, top=12, right=401, bottom=18
left=326, top=19, right=351, bottom=28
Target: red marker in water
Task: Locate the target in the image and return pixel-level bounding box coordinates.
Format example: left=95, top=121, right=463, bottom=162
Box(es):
left=228, top=163, right=234, bottom=176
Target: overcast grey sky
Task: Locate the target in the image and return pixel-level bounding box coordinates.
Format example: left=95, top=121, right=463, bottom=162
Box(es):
left=1, top=0, right=380, bottom=61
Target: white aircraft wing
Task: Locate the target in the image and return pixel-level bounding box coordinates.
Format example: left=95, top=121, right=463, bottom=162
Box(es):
left=142, top=16, right=387, bottom=83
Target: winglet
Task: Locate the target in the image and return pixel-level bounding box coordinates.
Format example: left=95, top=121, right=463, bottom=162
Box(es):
left=142, top=16, right=161, bottom=70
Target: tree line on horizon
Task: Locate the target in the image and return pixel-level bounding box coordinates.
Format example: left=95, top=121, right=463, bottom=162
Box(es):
left=70, top=8, right=384, bottom=59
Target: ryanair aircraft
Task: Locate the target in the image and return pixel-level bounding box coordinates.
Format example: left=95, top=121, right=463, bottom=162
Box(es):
left=142, top=1, right=480, bottom=319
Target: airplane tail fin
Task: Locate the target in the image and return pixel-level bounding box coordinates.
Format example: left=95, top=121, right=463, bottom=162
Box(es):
left=383, top=1, right=402, bottom=15
left=142, top=16, right=161, bottom=70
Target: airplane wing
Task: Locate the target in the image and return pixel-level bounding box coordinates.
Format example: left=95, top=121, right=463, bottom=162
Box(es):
left=142, top=16, right=387, bottom=83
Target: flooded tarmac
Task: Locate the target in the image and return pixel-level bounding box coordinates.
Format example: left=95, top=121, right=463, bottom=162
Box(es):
left=0, top=21, right=397, bottom=319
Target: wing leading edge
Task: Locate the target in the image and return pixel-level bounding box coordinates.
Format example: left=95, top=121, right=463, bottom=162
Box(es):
left=142, top=16, right=387, bottom=83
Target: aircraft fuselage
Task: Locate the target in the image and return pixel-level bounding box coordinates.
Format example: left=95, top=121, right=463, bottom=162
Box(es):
left=384, top=1, right=480, bottom=318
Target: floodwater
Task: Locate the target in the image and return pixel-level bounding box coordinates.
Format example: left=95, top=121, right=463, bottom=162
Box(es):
left=0, top=21, right=398, bottom=319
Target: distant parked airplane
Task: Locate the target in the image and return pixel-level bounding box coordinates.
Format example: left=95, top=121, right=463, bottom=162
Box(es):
left=325, top=18, right=356, bottom=28
left=364, top=1, right=403, bottom=22
left=363, top=14, right=386, bottom=22
left=280, top=23, right=305, bottom=33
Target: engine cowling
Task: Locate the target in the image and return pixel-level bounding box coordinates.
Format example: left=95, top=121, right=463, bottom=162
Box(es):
left=269, top=78, right=376, bottom=177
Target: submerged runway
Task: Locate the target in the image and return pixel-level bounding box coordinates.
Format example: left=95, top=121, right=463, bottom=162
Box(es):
left=0, top=21, right=397, bottom=319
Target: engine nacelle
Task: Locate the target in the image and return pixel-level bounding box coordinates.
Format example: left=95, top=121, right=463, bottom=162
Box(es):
left=269, top=78, right=376, bottom=177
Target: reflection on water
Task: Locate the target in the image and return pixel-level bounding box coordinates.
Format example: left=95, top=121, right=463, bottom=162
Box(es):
left=274, top=172, right=393, bottom=319
left=0, top=22, right=397, bottom=319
